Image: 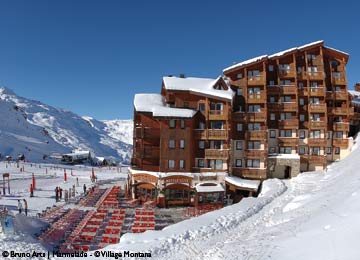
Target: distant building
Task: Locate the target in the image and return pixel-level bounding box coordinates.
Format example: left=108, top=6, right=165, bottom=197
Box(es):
left=128, top=40, right=354, bottom=206
left=61, top=150, right=91, bottom=164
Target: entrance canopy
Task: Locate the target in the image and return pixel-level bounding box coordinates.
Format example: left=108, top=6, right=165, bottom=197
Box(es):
left=225, top=176, right=260, bottom=192
left=195, top=183, right=225, bottom=193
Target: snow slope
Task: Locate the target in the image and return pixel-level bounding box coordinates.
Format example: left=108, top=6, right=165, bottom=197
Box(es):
left=101, top=119, right=133, bottom=145
left=0, top=87, right=132, bottom=163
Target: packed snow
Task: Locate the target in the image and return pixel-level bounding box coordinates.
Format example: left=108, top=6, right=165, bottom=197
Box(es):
left=0, top=87, right=132, bottom=163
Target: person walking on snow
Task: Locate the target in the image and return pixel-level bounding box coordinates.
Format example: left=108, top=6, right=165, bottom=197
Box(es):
left=23, top=199, right=28, bottom=216
left=17, top=199, right=23, bottom=214
left=83, top=184, right=87, bottom=194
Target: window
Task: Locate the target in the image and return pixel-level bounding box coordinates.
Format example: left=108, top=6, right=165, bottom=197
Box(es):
left=280, top=96, right=292, bottom=102
left=335, top=86, right=342, bottom=92
left=310, top=97, right=320, bottom=104
left=248, top=141, right=261, bottom=150
left=237, top=88, right=243, bottom=96
left=199, top=121, right=205, bottom=130
left=169, top=140, right=175, bottom=149
left=248, top=87, right=261, bottom=95
left=236, top=141, right=242, bottom=150
left=279, top=64, right=290, bottom=70
left=280, top=80, right=292, bottom=86
left=326, top=147, right=332, bottom=155
left=310, top=147, right=320, bottom=155
left=270, top=130, right=276, bottom=138
left=270, top=113, right=276, bottom=120
left=269, top=147, right=276, bottom=153
left=297, top=67, right=303, bottom=74
left=197, top=159, right=204, bottom=168
left=270, top=96, right=275, bottom=103
left=198, top=103, right=205, bottom=111
left=299, top=98, right=304, bottom=106
left=310, top=81, right=318, bottom=88
left=210, top=159, right=223, bottom=170
left=210, top=121, right=224, bottom=129
left=180, top=120, right=185, bottom=129
left=248, top=70, right=260, bottom=77
left=247, top=159, right=260, bottom=168
left=179, top=160, right=185, bottom=169
left=210, top=102, right=224, bottom=111
left=210, top=140, right=223, bottom=149
left=310, top=130, right=321, bottom=138
left=269, top=80, right=275, bottom=86
left=237, top=123, right=243, bottom=131
left=199, top=141, right=205, bottom=149
left=268, top=65, right=274, bottom=71
left=180, top=139, right=185, bottom=149
left=326, top=132, right=331, bottom=139
left=237, top=73, right=243, bottom=79
left=307, top=54, right=316, bottom=61
left=299, top=130, right=305, bottom=139
left=279, top=130, right=292, bottom=137
left=298, top=82, right=304, bottom=88
left=335, top=147, right=340, bottom=155
left=300, top=114, right=305, bottom=122
left=333, top=131, right=343, bottom=139
left=235, top=159, right=242, bottom=167
left=248, top=123, right=261, bottom=130
left=248, top=105, right=261, bottom=112
left=280, top=147, right=292, bottom=154
left=168, top=160, right=175, bottom=169
left=299, top=146, right=306, bottom=155
left=311, top=114, right=320, bottom=121
left=280, top=113, right=292, bottom=120
left=170, top=119, right=176, bottom=128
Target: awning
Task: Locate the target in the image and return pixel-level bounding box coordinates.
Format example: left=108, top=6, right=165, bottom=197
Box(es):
left=225, top=176, right=260, bottom=191
left=195, top=183, right=225, bottom=193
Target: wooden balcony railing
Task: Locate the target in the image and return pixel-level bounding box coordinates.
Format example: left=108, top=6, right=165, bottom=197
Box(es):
left=309, top=103, right=327, bottom=113
left=232, top=112, right=246, bottom=121
left=205, top=149, right=229, bottom=159
left=332, top=72, right=347, bottom=85
left=309, top=87, right=325, bottom=96
left=246, top=130, right=267, bottom=140
left=278, top=119, right=299, bottom=129
left=247, top=75, right=265, bottom=85
left=245, top=149, right=266, bottom=158
left=134, top=128, right=160, bottom=139
left=307, top=71, right=325, bottom=80
left=193, top=129, right=207, bottom=139
left=208, top=110, right=228, bottom=120
left=233, top=168, right=267, bottom=179
left=333, top=122, right=350, bottom=132
left=298, top=87, right=309, bottom=96
left=332, top=138, right=349, bottom=148
left=309, top=121, right=327, bottom=129
left=279, top=102, right=298, bottom=111
left=278, top=69, right=296, bottom=78
left=301, top=155, right=327, bottom=165
left=349, top=107, right=355, bottom=116
left=208, top=129, right=228, bottom=140
left=281, top=85, right=297, bottom=95
left=278, top=137, right=298, bottom=146
left=247, top=93, right=266, bottom=103
left=247, top=111, right=267, bottom=121
left=335, top=91, right=348, bottom=100
left=328, top=107, right=348, bottom=115
left=307, top=138, right=327, bottom=146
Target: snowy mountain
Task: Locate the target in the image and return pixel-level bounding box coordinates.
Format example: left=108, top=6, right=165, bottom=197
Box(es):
left=0, top=87, right=133, bottom=163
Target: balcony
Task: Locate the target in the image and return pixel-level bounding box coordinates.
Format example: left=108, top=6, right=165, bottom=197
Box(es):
left=247, top=75, right=265, bottom=86
left=328, top=107, right=348, bottom=115
left=333, top=138, right=349, bottom=148
left=232, top=111, right=246, bottom=121
left=247, top=93, right=266, bottom=103
left=193, top=129, right=207, bottom=139
left=279, top=102, right=298, bottom=111
left=307, top=71, right=325, bottom=80
left=245, top=149, right=266, bottom=158
left=281, top=85, right=297, bottom=95
left=278, top=137, right=298, bottom=146
left=134, top=127, right=160, bottom=139
left=333, top=122, right=350, bottom=132
left=247, top=111, right=267, bottom=122
left=309, top=121, right=326, bottom=129
left=307, top=138, right=327, bottom=146
left=208, top=129, right=228, bottom=140
left=349, top=107, right=355, bottom=116
left=233, top=168, right=267, bottom=179
left=205, top=149, right=229, bottom=159
left=278, top=69, right=296, bottom=78
left=267, top=86, right=279, bottom=95
left=335, top=91, right=348, bottom=100
left=309, top=87, right=325, bottom=96
left=301, top=155, right=327, bottom=165
left=209, top=110, right=228, bottom=120
left=278, top=119, right=299, bottom=129
left=332, top=73, right=347, bottom=85
left=246, top=130, right=267, bottom=140
left=309, top=103, right=327, bottom=113
left=298, top=87, right=309, bottom=96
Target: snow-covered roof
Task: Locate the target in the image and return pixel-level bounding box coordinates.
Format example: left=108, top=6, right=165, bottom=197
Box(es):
left=268, top=153, right=300, bottom=159
left=195, top=183, right=225, bottom=193
left=352, top=98, right=360, bottom=105
left=225, top=176, right=260, bottom=191
left=162, top=76, right=233, bottom=101
left=348, top=90, right=360, bottom=97
left=324, top=46, right=349, bottom=56
left=223, top=40, right=326, bottom=73
left=134, top=93, right=197, bottom=118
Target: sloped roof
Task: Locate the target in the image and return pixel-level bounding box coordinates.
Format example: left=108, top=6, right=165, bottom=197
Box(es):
left=163, top=76, right=233, bottom=100
left=133, top=93, right=197, bottom=118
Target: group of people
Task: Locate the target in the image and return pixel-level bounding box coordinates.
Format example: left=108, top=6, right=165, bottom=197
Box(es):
left=55, top=185, right=78, bottom=203
left=17, top=199, right=28, bottom=216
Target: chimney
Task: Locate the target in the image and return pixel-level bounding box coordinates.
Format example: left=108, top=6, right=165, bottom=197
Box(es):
left=179, top=73, right=186, bottom=78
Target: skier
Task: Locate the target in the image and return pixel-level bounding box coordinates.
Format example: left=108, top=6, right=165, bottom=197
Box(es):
left=55, top=187, right=59, bottom=202
left=23, top=199, right=28, bottom=216
left=59, top=187, right=63, bottom=200
left=83, top=184, right=87, bottom=194
left=17, top=199, right=23, bottom=214
left=76, top=177, right=79, bottom=187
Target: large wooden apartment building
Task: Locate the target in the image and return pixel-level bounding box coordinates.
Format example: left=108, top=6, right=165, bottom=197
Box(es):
left=128, top=40, right=354, bottom=206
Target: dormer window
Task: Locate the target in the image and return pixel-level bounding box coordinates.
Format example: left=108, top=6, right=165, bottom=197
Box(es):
left=236, top=73, right=243, bottom=79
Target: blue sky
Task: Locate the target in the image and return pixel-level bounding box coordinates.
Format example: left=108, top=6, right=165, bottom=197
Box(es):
left=0, top=0, right=359, bottom=120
